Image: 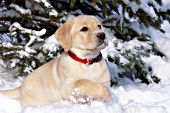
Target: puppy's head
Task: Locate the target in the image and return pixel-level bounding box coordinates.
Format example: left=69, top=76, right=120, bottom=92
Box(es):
left=55, top=15, right=106, bottom=52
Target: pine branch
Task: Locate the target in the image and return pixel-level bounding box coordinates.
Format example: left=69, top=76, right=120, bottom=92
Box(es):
left=0, top=7, right=62, bottom=28
left=0, top=44, right=24, bottom=51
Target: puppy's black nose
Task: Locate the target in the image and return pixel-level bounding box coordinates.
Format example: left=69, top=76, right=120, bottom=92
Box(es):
left=97, top=32, right=105, bottom=40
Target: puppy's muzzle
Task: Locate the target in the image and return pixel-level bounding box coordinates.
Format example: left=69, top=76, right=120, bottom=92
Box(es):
left=97, top=32, right=105, bottom=40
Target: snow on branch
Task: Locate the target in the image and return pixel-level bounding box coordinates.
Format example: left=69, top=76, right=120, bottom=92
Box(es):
left=9, top=4, right=31, bottom=15
left=0, top=7, right=60, bottom=27
left=9, top=22, right=46, bottom=36
left=0, top=12, right=58, bottom=27
left=34, top=0, right=53, bottom=8
left=26, top=0, right=58, bottom=17
left=0, top=43, right=24, bottom=51
left=9, top=22, right=46, bottom=53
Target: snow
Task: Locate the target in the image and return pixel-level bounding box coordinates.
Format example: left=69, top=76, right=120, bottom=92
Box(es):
left=49, top=9, right=58, bottom=17
left=25, top=0, right=58, bottom=17
left=139, top=20, right=170, bottom=84
left=0, top=83, right=170, bottom=113
left=161, top=21, right=170, bottom=39
left=0, top=61, right=22, bottom=90
left=0, top=94, right=21, bottom=113
left=9, top=22, right=46, bottom=53
left=103, top=25, right=170, bottom=113
left=114, top=84, right=170, bottom=113
left=24, top=66, right=34, bottom=74
left=161, top=0, right=170, bottom=11
left=43, top=34, right=59, bottom=52
left=122, top=0, right=158, bottom=18
left=10, top=59, right=19, bottom=68
left=43, top=34, right=61, bottom=57
left=25, top=0, right=45, bottom=12
left=10, top=4, right=31, bottom=15
left=20, top=101, right=123, bottom=113
left=130, top=21, right=142, bottom=35
left=0, top=33, right=25, bottom=45
left=142, top=55, right=170, bottom=84
left=17, top=50, right=30, bottom=58
left=9, top=22, right=46, bottom=37
left=34, top=0, right=52, bottom=8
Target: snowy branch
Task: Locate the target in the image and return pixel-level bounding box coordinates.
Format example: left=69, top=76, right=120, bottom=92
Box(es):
left=0, top=12, right=59, bottom=27
left=9, top=22, right=46, bottom=37
left=9, top=22, right=46, bottom=53
left=25, top=0, right=58, bottom=17
left=0, top=43, right=24, bottom=51
left=9, top=4, right=31, bottom=15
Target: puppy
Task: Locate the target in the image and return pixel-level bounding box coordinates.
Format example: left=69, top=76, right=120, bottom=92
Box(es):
left=1, top=15, right=111, bottom=107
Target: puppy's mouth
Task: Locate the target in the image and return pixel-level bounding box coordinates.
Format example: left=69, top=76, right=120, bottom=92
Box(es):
left=87, top=41, right=107, bottom=52
left=96, top=42, right=106, bottom=49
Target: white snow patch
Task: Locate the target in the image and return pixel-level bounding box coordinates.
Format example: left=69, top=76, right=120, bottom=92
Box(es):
left=34, top=0, right=52, bottom=8
left=0, top=94, right=21, bottom=113
left=0, top=83, right=170, bottom=113
left=161, top=0, right=170, bottom=11
left=10, top=4, right=31, bottom=15
left=10, top=59, right=19, bottom=68
left=138, top=20, right=170, bottom=84
left=20, top=101, right=123, bottom=113
left=161, top=20, right=170, bottom=39
left=142, top=55, right=170, bottom=84
left=9, top=22, right=46, bottom=37
left=43, top=34, right=59, bottom=52
left=130, top=21, right=142, bottom=35
left=114, top=84, right=170, bottom=113
left=24, top=66, right=33, bottom=74
left=49, top=9, right=58, bottom=17
left=9, top=22, right=46, bottom=53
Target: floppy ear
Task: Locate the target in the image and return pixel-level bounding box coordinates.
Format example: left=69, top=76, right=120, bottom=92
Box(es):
left=55, top=20, right=74, bottom=51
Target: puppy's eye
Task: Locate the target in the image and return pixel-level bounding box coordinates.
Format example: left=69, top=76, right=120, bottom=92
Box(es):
left=98, top=25, right=102, bottom=29
left=80, top=27, right=88, bottom=32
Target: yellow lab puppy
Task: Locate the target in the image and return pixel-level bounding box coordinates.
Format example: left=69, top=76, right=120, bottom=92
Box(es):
left=1, top=15, right=111, bottom=107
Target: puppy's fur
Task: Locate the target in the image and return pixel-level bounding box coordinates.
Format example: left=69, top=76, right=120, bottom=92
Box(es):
left=1, top=15, right=111, bottom=107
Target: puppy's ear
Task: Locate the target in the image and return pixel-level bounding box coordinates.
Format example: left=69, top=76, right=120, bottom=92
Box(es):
left=55, top=20, right=74, bottom=51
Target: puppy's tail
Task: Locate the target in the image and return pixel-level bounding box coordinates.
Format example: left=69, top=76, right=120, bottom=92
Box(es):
left=0, top=87, right=21, bottom=99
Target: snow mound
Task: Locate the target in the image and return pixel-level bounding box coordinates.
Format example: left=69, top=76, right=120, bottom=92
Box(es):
left=114, top=84, right=170, bottom=113
left=0, top=89, right=122, bottom=113
left=0, top=84, right=170, bottom=113
left=0, top=94, right=21, bottom=113
left=21, top=101, right=122, bottom=113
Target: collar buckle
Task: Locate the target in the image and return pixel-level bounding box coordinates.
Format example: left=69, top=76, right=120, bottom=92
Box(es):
left=87, top=59, right=93, bottom=65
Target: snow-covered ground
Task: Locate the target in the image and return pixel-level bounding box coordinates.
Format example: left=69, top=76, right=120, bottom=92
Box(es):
left=0, top=82, right=170, bottom=113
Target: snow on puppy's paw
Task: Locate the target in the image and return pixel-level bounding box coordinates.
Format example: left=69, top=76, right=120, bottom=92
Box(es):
left=73, top=79, right=112, bottom=102
left=68, top=88, right=94, bottom=104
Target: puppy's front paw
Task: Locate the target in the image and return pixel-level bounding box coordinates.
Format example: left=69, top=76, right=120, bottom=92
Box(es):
left=73, top=79, right=112, bottom=102
left=69, top=88, right=93, bottom=104
left=98, top=86, right=112, bottom=101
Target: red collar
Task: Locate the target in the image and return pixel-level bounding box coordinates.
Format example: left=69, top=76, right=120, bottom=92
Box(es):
left=68, top=50, right=102, bottom=65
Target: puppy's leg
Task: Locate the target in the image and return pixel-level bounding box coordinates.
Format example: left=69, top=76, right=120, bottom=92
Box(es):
left=19, top=89, right=49, bottom=107
left=73, top=79, right=111, bottom=101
